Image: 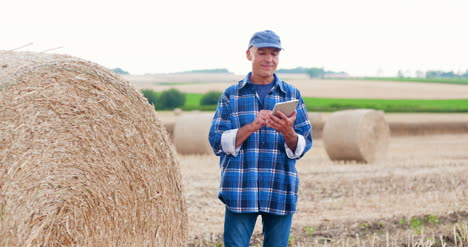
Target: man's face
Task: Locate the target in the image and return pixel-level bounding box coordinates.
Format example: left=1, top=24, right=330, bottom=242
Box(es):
left=247, top=47, right=280, bottom=79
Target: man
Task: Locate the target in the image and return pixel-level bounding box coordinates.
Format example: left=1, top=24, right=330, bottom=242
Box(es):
left=208, top=30, right=313, bottom=247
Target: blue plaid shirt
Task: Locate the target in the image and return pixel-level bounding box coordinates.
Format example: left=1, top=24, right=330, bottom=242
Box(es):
left=208, top=73, right=313, bottom=215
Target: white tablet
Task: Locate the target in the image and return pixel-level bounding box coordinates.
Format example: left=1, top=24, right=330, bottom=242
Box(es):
left=272, top=99, right=299, bottom=117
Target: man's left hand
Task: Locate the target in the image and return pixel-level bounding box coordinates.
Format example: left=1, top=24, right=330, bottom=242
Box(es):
left=266, top=111, right=298, bottom=151
left=266, top=110, right=296, bottom=135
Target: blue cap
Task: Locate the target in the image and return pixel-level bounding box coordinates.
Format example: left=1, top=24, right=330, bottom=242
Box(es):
left=248, top=30, right=283, bottom=50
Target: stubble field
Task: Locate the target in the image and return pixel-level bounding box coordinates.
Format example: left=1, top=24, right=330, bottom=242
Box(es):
left=129, top=75, right=468, bottom=246
left=175, top=117, right=468, bottom=246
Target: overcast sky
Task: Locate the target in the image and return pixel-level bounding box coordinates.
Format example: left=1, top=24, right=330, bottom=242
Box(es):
left=2, top=0, right=468, bottom=76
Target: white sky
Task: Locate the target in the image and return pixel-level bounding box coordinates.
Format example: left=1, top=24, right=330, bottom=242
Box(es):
left=2, top=0, right=468, bottom=76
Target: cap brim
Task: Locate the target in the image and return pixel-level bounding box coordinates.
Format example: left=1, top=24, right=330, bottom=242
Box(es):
left=252, top=43, right=283, bottom=50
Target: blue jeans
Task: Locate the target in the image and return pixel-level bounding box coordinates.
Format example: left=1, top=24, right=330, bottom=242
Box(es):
left=223, top=208, right=293, bottom=247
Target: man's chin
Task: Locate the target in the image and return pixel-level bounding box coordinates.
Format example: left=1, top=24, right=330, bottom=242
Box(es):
left=260, top=69, right=275, bottom=75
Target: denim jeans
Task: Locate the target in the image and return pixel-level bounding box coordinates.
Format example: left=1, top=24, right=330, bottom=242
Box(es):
left=223, top=208, right=293, bottom=247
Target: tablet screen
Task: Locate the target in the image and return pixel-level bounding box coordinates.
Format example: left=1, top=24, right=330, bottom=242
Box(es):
left=272, top=99, right=299, bottom=117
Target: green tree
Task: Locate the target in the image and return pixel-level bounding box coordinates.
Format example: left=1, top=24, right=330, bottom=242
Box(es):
left=305, top=67, right=325, bottom=78
left=200, top=91, right=222, bottom=105
left=157, top=88, right=185, bottom=110
left=140, top=89, right=158, bottom=108
left=112, top=67, right=129, bottom=75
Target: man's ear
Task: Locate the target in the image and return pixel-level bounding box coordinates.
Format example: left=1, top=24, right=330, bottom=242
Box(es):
left=246, top=49, right=253, bottom=61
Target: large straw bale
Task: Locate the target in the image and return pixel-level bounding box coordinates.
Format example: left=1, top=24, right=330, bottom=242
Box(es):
left=174, top=113, right=213, bottom=155
left=0, top=51, right=187, bottom=246
left=322, top=109, right=390, bottom=163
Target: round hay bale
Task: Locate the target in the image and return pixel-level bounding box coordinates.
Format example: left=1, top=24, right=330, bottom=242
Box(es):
left=173, top=113, right=213, bottom=155
left=308, top=112, right=324, bottom=139
left=0, top=51, right=187, bottom=246
left=307, top=112, right=323, bottom=125
left=322, top=109, right=390, bottom=163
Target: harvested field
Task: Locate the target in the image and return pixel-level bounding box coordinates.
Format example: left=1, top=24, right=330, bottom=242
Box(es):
left=125, top=73, right=468, bottom=99
left=165, top=110, right=468, bottom=246
left=180, top=133, right=468, bottom=246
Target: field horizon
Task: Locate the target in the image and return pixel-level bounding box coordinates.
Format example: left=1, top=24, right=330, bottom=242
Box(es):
left=124, top=73, right=468, bottom=100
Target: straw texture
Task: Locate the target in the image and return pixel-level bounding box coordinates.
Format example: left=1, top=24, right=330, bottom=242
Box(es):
left=173, top=113, right=213, bottom=155
left=322, top=109, right=390, bottom=163
left=0, top=51, right=187, bottom=246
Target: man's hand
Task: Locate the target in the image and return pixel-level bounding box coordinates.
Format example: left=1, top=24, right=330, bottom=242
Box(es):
left=267, top=110, right=298, bottom=151
left=235, top=110, right=271, bottom=147
left=251, top=110, right=272, bottom=132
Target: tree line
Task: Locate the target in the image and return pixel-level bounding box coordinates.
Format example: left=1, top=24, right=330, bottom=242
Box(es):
left=276, top=67, right=347, bottom=78
left=425, top=70, right=468, bottom=79
left=141, top=88, right=221, bottom=111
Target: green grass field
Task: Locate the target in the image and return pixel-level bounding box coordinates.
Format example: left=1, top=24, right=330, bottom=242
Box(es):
left=347, top=77, right=468, bottom=85
left=183, top=93, right=468, bottom=112
left=303, top=98, right=468, bottom=112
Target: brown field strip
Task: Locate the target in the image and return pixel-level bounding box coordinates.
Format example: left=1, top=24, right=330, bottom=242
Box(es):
left=159, top=112, right=468, bottom=140
left=180, top=133, right=468, bottom=245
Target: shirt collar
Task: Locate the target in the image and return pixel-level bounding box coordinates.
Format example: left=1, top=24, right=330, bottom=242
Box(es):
left=238, top=72, right=286, bottom=93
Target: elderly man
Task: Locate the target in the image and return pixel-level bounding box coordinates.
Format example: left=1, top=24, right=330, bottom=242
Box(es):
left=208, top=30, right=313, bottom=247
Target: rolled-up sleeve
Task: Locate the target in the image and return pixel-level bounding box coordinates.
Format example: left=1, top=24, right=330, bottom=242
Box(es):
left=285, top=134, right=306, bottom=159
left=208, top=90, right=233, bottom=156
left=287, top=95, right=313, bottom=160
left=221, top=129, right=241, bottom=156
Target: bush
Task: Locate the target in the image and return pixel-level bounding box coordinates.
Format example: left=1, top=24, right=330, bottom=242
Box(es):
left=200, top=91, right=222, bottom=106
left=112, top=67, right=129, bottom=75
left=157, top=88, right=185, bottom=110
left=141, top=89, right=158, bottom=108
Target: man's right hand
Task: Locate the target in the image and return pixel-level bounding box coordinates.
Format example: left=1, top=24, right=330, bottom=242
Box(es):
left=235, top=110, right=271, bottom=148
left=250, top=110, right=272, bottom=132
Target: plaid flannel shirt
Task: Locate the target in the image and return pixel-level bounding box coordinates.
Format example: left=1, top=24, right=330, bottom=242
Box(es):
left=208, top=73, right=313, bottom=215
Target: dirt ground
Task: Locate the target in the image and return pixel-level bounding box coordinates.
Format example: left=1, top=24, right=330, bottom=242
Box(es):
left=178, top=132, right=468, bottom=246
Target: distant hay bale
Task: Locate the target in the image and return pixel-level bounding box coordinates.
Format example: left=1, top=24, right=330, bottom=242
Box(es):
left=0, top=51, right=187, bottom=246
left=311, top=122, right=324, bottom=139
left=164, top=120, right=176, bottom=142
left=308, top=112, right=324, bottom=139
left=322, top=109, right=390, bottom=163
left=308, top=112, right=323, bottom=125
left=174, top=107, right=183, bottom=116
left=174, top=113, right=213, bottom=155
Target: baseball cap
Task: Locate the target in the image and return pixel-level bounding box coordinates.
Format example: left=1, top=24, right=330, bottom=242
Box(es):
left=248, top=30, right=283, bottom=50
